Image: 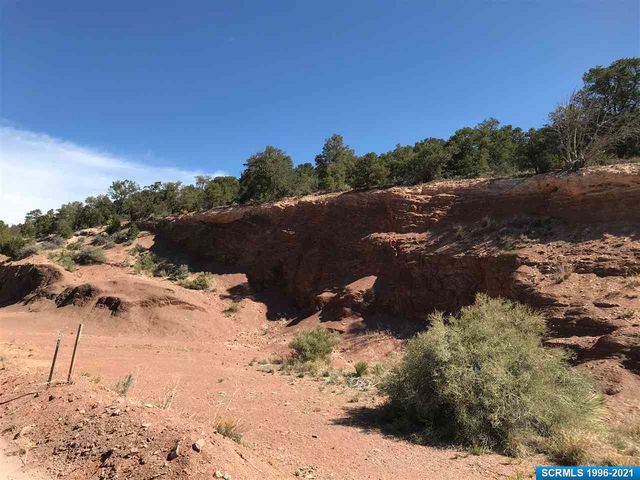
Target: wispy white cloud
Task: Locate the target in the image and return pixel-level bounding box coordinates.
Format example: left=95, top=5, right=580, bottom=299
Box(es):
left=0, top=125, right=226, bottom=225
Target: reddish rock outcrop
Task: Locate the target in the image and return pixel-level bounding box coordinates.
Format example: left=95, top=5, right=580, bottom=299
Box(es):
left=146, top=165, right=640, bottom=371
left=0, top=262, right=62, bottom=307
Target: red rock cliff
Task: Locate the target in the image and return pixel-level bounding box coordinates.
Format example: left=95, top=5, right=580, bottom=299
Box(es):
left=146, top=165, right=640, bottom=371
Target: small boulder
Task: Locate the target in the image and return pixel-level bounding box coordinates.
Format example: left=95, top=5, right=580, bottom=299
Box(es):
left=167, top=441, right=180, bottom=461
left=192, top=439, right=205, bottom=452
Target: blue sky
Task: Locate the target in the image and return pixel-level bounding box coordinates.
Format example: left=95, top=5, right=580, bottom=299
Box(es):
left=1, top=0, right=638, bottom=223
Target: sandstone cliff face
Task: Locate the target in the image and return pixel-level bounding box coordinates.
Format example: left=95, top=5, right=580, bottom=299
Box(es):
left=146, top=165, right=640, bottom=371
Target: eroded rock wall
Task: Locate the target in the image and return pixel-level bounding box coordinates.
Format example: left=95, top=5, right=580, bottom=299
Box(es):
left=0, top=263, right=61, bottom=307
left=148, top=166, right=639, bottom=311
left=146, top=165, right=640, bottom=370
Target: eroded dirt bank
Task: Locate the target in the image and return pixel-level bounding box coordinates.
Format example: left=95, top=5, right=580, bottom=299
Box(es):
left=145, top=165, right=640, bottom=372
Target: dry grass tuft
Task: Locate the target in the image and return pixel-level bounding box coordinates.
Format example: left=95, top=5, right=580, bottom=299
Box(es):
left=552, top=262, right=574, bottom=283
left=215, top=417, right=243, bottom=444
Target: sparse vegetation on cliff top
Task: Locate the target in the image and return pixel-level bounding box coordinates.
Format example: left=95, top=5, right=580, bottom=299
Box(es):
left=2, top=58, right=637, bottom=247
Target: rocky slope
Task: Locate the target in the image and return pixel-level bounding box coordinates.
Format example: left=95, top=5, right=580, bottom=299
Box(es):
left=0, top=368, right=285, bottom=479
left=145, top=165, right=640, bottom=373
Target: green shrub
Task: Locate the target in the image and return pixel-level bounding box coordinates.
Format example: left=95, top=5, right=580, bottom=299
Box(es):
left=106, top=215, right=122, bottom=235
left=128, top=223, right=140, bottom=240
left=382, top=294, right=602, bottom=455
left=39, top=235, right=66, bottom=250
left=111, top=230, right=130, bottom=244
left=223, top=299, right=239, bottom=316
left=38, top=241, right=59, bottom=251
left=16, top=243, right=38, bottom=259
left=91, top=235, right=105, bottom=246
left=180, top=273, right=212, bottom=290
left=110, top=225, right=139, bottom=244
left=48, top=251, right=77, bottom=272
left=73, top=246, right=106, bottom=265
left=130, top=244, right=146, bottom=255
left=354, top=361, right=369, bottom=377
left=57, top=222, right=74, bottom=239
left=169, top=264, right=190, bottom=281
left=134, top=252, right=190, bottom=281
left=289, top=327, right=340, bottom=362
left=66, top=239, right=84, bottom=251
left=115, top=373, right=134, bottom=396
left=370, top=363, right=385, bottom=378
left=133, top=251, right=180, bottom=277
left=92, top=234, right=111, bottom=246
left=0, top=236, right=37, bottom=260
left=133, top=252, right=160, bottom=275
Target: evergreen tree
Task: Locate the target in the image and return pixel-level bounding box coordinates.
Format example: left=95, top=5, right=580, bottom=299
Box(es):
left=314, top=134, right=356, bottom=191
left=239, top=146, right=295, bottom=203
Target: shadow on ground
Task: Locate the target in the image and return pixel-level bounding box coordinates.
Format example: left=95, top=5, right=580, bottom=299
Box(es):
left=222, top=283, right=306, bottom=321
left=330, top=403, right=453, bottom=450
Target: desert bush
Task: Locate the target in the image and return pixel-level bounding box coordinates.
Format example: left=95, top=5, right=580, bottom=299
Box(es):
left=48, top=251, right=77, bottom=272
left=115, top=373, right=134, bottom=396
left=73, top=246, right=106, bottom=265
left=289, top=327, right=340, bottom=362
left=180, top=272, right=212, bottom=290
left=552, top=262, right=574, bottom=283
left=92, top=233, right=114, bottom=247
left=168, top=264, right=190, bottom=281
left=39, top=235, right=65, bottom=250
left=158, top=378, right=180, bottom=409
left=105, top=215, right=122, bottom=235
left=130, top=243, right=146, bottom=255
left=354, top=361, right=369, bottom=377
left=223, top=300, right=240, bottom=316
left=16, top=243, right=38, bottom=259
left=382, top=294, right=602, bottom=456
left=370, top=363, right=385, bottom=378
left=110, top=230, right=130, bottom=244
left=134, top=251, right=189, bottom=280
left=91, top=234, right=106, bottom=246
left=215, top=417, right=243, bottom=443
left=50, top=234, right=66, bottom=246
left=0, top=236, right=37, bottom=260
left=80, top=371, right=101, bottom=384
left=38, top=241, right=59, bottom=250
left=283, top=357, right=326, bottom=377
left=57, top=222, right=74, bottom=239
left=546, top=430, right=600, bottom=465
left=110, top=224, right=140, bottom=244
left=66, top=239, right=84, bottom=251
left=128, top=223, right=140, bottom=239
left=133, top=252, right=159, bottom=274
